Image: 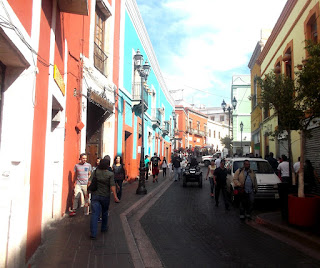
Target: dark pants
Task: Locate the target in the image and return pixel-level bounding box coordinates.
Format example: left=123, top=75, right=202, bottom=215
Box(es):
left=163, top=168, right=167, bottom=177
left=115, top=180, right=123, bottom=200
left=239, top=192, right=254, bottom=217
left=209, top=177, right=214, bottom=194
left=90, top=194, right=110, bottom=238
left=215, top=183, right=230, bottom=209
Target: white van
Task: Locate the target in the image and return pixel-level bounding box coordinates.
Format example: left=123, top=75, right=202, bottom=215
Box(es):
left=226, top=158, right=281, bottom=200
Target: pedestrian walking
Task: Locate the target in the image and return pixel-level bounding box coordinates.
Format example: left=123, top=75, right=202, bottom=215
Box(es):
left=304, top=159, right=319, bottom=193
left=88, top=158, right=119, bottom=240
left=267, top=152, right=278, bottom=173
left=277, top=155, right=290, bottom=184
left=206, top=159, right=215, bottom=197
left=145, top=155, right=150, bottom=181
left=151, top=153, right=161, bottom=182
left=215, top=155, right=221, bottom=169
left=213, top=159, right=230, bottom=210
left=161, top=157, right=168, bottom=178
left=113, top=155, right=126, bottom=200
left=233, top=159, right=258, bottom=220
left=70, top=153, right=92, bottom=216
left=172, top=153, right=182, bottom=181
left=93, top=157, right=101, bottom=171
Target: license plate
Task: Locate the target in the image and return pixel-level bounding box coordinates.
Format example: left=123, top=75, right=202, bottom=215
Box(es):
left=190, top=170, right=195, bottom=174
left=275, top=193, right=279, bottom=199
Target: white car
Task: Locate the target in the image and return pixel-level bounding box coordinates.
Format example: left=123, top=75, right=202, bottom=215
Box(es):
left=201, top=152, right=221, bottom=166
left=226, top=158, right=281, bottom=200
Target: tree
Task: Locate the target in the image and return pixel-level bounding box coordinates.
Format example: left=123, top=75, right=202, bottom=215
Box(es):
left=295, top=41, right=320, bottom=197
left=220, top=136, right=233, bottom=155
left=258, top=41, right=320, bottom=198
left=257, top=72, right=302, bottom=187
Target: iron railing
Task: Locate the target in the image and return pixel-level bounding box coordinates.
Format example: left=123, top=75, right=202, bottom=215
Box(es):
left=94, top=42, right=108, bottom=75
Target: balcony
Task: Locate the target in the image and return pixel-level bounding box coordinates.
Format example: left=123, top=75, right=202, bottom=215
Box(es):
left=152, top=108, right=161, bottom=128
left=132, top=82, right=148, bottom=112
left=94, top=42, right=108, bottom=76
left=162, top=121, right=170, bottom=136
left=194, top=129, right=205, bottom=137
left=58, top=0, right=88, bottom=15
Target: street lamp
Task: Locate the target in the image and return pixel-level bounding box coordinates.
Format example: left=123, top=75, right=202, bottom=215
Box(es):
left=221, top=96, right=237, bottom=137
left=134, top=49, right=151, bottom=195
left=172, top=110, right=176, bottom=151
left=240, top=121, right=243, bottom=156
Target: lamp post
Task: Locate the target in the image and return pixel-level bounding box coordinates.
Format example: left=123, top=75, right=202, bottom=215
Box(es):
left=134, top=49, right=151, bottom=195
left=240, top=121, right=243, bottom=156
left=172, top=110, right=176, bottom=151
left=221, top=96, right=237, bottom=137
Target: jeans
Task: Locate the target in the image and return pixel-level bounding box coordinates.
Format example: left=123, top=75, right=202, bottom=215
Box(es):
left=115, top=180, right=123, bottom=200
left=90, top=194, right=110, bottom=237
left=239, top=192, right=254, bottom=216
left=209, top=177, right=214, bottom=194
left=163, top=168, right=167, bottom=177
left=215, top=183, right=230, bottom=208
left=174, top=167, right=181, bottom=181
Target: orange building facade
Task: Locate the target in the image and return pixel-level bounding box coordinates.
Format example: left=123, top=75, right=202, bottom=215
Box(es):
left=174, top=106, right=208, bottom=151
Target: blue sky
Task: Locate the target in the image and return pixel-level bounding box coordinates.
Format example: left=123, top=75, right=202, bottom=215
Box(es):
left=136, top=0, right=287, bottom=108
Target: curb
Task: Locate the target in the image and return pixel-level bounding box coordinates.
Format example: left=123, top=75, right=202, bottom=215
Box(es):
left=120, top=179, right=174, bottom=268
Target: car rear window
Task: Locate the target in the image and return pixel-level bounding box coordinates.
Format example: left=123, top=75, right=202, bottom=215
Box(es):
left=233, top=160, right=274, bottom=174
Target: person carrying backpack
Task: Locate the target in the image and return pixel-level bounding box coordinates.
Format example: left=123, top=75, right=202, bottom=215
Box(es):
left=151, top=153, right=161, bottom=183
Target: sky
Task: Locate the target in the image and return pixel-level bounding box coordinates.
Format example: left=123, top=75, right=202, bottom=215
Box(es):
left=135, top=0, right=287, bottom=108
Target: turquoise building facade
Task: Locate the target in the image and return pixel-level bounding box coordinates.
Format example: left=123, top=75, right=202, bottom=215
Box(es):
left=117, top=0, right=175, bottom=179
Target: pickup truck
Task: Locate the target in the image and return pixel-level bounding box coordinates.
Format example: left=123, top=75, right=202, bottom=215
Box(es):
left=201, top=152, right=221, bottom=166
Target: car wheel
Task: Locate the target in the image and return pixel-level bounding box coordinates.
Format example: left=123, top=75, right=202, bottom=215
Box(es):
left=198, top=176, right=202, bottom=188
left=204, top=160, right=210, bottom=167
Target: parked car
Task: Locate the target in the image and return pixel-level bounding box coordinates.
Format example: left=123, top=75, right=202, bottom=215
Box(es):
left=201, top=152, right=221, bottom=166
left=182, top=163, right=202, bottom=188
left=226, top=158, right=281, bottom=201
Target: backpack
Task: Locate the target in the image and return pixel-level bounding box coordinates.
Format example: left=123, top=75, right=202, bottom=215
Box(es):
left=152, top=157, right=159, bottom=167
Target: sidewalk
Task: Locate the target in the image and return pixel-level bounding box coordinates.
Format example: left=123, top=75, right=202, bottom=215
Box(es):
left=249, top=211, right=320, bottom=261
left=27, top=173, right=172, bottom=268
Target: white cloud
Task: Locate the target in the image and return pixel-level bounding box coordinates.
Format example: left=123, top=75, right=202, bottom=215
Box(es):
left=137, top=0, right=287, bottom=106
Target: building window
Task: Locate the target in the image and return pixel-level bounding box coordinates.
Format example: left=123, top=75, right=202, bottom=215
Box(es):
left=306, top=13, right=318, bottom=43
left=211, top=116, right=215, bottom=121
left=220, top=115, right=224, bottom=122
left=94, top=6, right=108, bottom=75
left=253, top=76, right=258, bottom=108
left=284, top=48, right=292, bottom=78
left=209, top=129, right=211, bottom=137
left=218, top=132, right=220, bottom=139
left=214, top=131, right=216, bottom=138
left=197, top=121, right=200, bottom=131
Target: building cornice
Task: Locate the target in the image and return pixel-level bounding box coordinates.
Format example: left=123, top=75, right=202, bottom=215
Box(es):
left=125, top=0, right=175, bottom=108
left=248, top=41, right=264, bottom=70
left=257, top=0, right=298, bottom=66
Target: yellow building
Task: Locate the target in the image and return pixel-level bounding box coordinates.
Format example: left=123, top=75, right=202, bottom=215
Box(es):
left=250, top=0, right=320, bottom=166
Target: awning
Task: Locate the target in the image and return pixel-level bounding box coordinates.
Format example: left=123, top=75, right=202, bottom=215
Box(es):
left=87, top=90, right=114, bottom=113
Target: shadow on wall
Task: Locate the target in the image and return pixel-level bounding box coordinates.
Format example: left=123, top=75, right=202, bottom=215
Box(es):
left=66, top=170, right=73, bottom=213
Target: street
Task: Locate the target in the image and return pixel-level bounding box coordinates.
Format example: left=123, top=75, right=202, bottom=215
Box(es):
left=29, top=165, right=320, bottom=268
left=139, top=166, right=320, bottom=267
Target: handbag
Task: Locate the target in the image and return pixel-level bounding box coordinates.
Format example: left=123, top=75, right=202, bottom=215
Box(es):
left=233, top=186, right=245, bottom=195
left=88, top=170, right=98, bottom=192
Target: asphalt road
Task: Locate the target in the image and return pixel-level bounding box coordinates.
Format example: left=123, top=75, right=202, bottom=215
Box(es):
left=140, top=166, right=320, bottom=267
